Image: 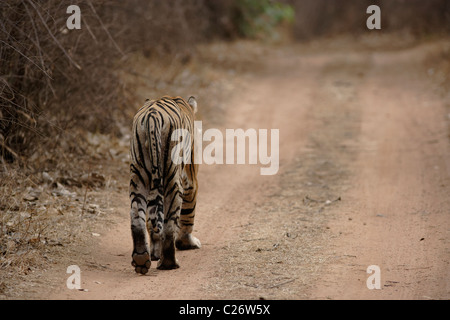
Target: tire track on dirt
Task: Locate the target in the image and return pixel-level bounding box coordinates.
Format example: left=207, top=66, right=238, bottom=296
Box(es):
left=311, top=42, right=450, bottom=300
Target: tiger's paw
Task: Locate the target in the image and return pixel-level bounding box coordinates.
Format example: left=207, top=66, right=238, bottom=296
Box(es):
left=157, top=257, right=180, bottom=270
left=131, top=251, right=151, bottom=275
left=176, top=234, right=201, bottom=250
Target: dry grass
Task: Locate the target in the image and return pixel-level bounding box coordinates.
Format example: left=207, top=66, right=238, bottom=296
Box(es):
left=0, top=144, right=124, bottom=298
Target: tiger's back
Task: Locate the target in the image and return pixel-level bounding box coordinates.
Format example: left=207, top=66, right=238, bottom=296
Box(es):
left=129, top=96, right=200, bottom=274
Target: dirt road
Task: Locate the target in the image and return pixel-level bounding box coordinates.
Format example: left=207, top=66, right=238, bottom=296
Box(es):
left=46, top=37, right=449, bottom=300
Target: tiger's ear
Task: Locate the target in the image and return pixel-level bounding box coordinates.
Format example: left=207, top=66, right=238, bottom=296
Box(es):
left=188, top=96, right=197, bottom=114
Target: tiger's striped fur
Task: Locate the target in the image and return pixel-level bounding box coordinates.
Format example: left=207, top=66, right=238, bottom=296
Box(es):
left=129, top=96, right=200, bottom=274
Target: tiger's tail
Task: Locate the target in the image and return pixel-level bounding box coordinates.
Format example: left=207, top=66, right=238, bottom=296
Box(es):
left=146, top=111, right=164, bottom=260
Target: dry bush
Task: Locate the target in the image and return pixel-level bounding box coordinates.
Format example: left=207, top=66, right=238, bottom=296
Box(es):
left=0, top=0, right=237, bottom=164
left=1, top=1, right=125, bottom=163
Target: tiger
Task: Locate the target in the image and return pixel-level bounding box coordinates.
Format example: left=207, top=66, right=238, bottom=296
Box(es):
left=129, top=95, right=201, bottom=274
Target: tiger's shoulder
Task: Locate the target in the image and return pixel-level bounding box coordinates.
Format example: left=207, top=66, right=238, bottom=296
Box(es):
left=138, top=95, right=197, bottom=116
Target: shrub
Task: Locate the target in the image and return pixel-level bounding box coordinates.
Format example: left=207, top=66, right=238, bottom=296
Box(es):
left=235, top=0, right=294, bottom=39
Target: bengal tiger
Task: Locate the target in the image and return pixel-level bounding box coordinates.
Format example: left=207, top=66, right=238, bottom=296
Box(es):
left=129, top=96, right=200, bottom=274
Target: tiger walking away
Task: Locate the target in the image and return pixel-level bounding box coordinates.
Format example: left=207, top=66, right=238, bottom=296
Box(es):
left=129, top=96, right=201, bottom=274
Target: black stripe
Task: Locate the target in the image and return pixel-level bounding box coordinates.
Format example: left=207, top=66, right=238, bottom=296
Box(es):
left=180, top=222, right=194, bottom=226
left=161, top=100, right=183, bottom=125
left=147, top=194, right=163, bottom=207
left=131, top=197, right=142, bottom=207
left=130, top=192, right=146, bottom=203
left=180, top=207, right=195, bottom=215
left=136, top=133, right=153, bottom=186
left=130, top=164, right=145, bottom=186
left=166, top=190, right=182, bottom=218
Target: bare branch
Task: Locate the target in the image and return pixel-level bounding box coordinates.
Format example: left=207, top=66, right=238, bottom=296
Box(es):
left=26, top=0, right=82, bottom=70
left=87, top=0, right=125, bottom=57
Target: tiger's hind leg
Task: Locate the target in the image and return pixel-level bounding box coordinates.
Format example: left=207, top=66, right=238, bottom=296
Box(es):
left=130, top=200, right=151, bottom=275
left=149, top=229, right=161, bottom=261
left=157, top=189, right=182, bottom=270
left=130, top=173, right=151, bottom=275
left=175, top=204, right=201, bottom=250
left=176, top=173, right=201, bottom=250
left=157, top=218, right=180, bottom=270
left=145, top=188, right=164, bottom=262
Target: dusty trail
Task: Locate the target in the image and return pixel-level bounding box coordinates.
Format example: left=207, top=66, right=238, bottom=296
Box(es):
left=49, top=44, right=316, bottom=300
left=311, top=43, right=450, bottom=299
left=48, top=38, right=449, bottom=300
